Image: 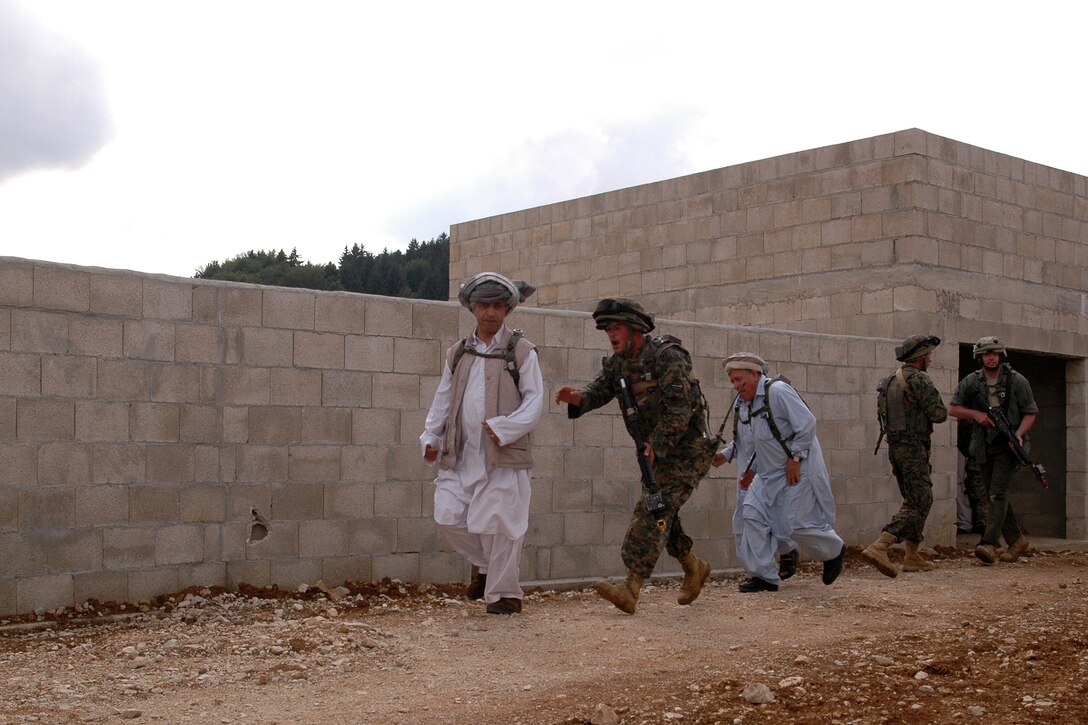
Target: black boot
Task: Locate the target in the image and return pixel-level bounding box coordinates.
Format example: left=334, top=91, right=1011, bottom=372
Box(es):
left=778, top=550, right=799, bottom=580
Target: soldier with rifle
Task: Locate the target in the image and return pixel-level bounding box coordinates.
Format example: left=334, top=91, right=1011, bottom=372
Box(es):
left=863, top=335, right=948, bottom=577
left=948, top=336, right=1040, bottom=565
left=555, top=299, right=717, bottom=614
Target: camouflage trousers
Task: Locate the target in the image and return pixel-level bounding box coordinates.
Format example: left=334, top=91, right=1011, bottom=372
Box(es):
left=620, top=439, right=705, bottom=578
left=962, top=459, right=988, bottom=531
left=884, top=438, right=934, bottom=544
left=980, top=450, right=1024, bottom=548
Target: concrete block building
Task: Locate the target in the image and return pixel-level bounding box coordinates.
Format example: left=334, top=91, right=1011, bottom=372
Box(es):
left=451, top=128, right=1086, bottom=541
left=2, top=128, right=1084, bottom=615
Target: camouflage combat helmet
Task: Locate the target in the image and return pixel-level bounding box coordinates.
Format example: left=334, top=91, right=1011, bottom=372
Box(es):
left=592, top=298, right=655, bottom=333
left=895, top=334, right=940, bottom=362
left=972, top=335, right=1006, bottom=357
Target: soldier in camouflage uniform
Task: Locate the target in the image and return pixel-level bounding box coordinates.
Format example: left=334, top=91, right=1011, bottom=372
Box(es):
left=948, top=336, right=1038, bottom=565
left=555, top=299, right=716, bottom=614
left=863, top=335, right=948, bottom=577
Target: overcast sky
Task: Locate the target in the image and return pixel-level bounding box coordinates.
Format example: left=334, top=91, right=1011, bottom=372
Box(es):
left=1, top=0, right=1084, bottom=279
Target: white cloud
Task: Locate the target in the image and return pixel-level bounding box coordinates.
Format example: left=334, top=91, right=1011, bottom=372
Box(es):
left=0, top=0, right=111, bottom=181
left=0, top=0, right=1085, bottom=277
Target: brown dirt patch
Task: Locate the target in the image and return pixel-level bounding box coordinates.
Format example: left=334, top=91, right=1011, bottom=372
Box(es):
left=1, top=545, right=1086, bottom=724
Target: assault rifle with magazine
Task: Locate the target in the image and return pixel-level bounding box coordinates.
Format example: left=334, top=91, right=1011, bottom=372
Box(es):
left=972, top=391, right=1048, bottom=488
left=617, top=376, right=668, bottom=530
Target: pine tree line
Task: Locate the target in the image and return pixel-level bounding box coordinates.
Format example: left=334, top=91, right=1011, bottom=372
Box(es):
left=193, top=234, right=450, bottom=300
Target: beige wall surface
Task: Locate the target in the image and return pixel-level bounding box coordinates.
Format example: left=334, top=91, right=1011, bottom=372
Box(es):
left=450, top=127, right=1088, bottom=547
left=451, top=128, right=1087, bottom=347
left=0, top=257, right=961, bottom=616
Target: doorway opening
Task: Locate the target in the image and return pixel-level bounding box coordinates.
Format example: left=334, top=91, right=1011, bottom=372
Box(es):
left=956, top=344, right=1066, bottom=537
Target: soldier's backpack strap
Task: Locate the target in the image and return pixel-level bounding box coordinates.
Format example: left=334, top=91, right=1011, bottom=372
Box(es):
left=449, top=329, right=525, bottom=386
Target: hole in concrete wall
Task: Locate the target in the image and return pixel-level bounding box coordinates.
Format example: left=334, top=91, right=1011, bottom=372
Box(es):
left=249, top=508, right=270, bottom=543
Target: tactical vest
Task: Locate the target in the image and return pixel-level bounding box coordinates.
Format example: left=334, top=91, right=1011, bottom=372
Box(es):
left=448, top=329, right=524, bottom=386
left=876, top=366, right=914, bottom=435
left=610, top=335, right=710, bottom=439
left=970, top=365, right=1012, bottom=413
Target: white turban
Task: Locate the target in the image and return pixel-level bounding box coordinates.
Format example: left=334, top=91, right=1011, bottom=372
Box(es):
left=723, top=352, right=769, bottom=375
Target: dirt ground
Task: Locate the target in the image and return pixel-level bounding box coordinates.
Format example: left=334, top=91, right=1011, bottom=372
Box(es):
left=1, top=543, right=1086, bottom=725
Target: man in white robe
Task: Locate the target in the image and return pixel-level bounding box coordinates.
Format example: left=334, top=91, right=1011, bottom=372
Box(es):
left=421, top=272, right=544, bottom=614
left=724, top=353, right=846, bottom=592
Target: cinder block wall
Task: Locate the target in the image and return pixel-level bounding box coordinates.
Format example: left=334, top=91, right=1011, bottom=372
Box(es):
left=0, top=257, right=949, bottom=615
left=449, top=127, right=1088, bottom=544
left=449, top=128, right=1087, bottom=346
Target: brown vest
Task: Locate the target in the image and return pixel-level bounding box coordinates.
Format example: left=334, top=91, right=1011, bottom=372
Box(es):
left=439, top=327, right=536, bottom=471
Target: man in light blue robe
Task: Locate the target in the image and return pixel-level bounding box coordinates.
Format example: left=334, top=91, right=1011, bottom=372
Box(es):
left=724, top=353, right=846, bottom=592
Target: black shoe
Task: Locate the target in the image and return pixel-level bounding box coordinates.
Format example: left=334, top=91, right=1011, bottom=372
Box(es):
left=485, top=597, right=522, bottom=614
left=466, top=566, right=486, bottom=601
left=738, top=577, right=779, bottom=593
left=822, top=544, right=846, bottom=585
left=778, top=550, right=800, bottom=580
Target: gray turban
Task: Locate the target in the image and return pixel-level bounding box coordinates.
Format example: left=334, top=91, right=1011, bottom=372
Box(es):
left=458, top=272, right=536, bottom=312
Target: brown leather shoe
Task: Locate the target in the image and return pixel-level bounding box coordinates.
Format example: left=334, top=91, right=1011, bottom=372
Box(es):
left=466, top=566, right=486, bottom=601
left=485, top=597, right=522, bottom=615
left=974, top=543, right=996, bottom=565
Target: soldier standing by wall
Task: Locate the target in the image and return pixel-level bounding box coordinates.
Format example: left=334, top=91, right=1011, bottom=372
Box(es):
left=948, top=336, right=1038, bottom=565
left=420, top=273, right=544, bottom=614
left=863, top=335, right=948, bottom=577
left=555, top=299, right=716, bottom=614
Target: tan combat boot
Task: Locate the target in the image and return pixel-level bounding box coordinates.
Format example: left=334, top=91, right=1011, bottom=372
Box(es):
left=999, top=536, right=1030, bottom=562
left=902, top=540, right=935, bottom=572
left=677, top=551, right=711, bottom=605
left=861, top=532, right=899, bottom=578
left=595, top=572, right=644, bottom=614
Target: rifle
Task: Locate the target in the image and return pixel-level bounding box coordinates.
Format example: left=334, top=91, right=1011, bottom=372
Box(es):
left=972, top=392, right=1048, bottom=488
left=617, top=376, right=667, bottom=531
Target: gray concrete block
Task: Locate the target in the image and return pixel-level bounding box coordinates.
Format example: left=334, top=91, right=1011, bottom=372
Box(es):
left=263, top=289, right=315, bottom=330
left=349, top=518, right=397, bottom=555
left=128, top=567, right=180, bottom=604
left=371, top=553, right=418, bottom=582
left=294, top=331, right=345, bottom=369
left=298, top=519, right=350, bottom=557
left=129, top=485, right=180, bottom=523
left=271, top=559, right=322, bottom=591
left=155, top=525, right=205, bottom=565
left=19, top=487, right=76, bottom=528
left=123, top=320, right=175, bottom=361
left=271, top=482, right=324, bottom=520
left=17, top=574, right=73, bottom=614
left=0, top=352, right=41, bottom=396
left=316, top=294, right=367, bottom=334
left=103, top=527, right=156, bottom=569
left=143, top=280, right=193, bottom=321
left=89, top=273, right=142, bottom=317
left=92, top=444, right=145, bottom=485
left=76, top=484, right=130, bottom=526
left=33, top=267, right=89, bottom=312
left=37, top=442, right=93, bottom=485
left=373, top=482, right=421, bottom=518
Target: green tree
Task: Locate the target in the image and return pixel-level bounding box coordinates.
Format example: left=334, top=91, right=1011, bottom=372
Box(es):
left=194, top=248, right=343, bottom=290
left=195, top=235, right=449, bottom=299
